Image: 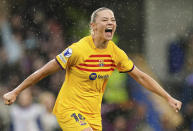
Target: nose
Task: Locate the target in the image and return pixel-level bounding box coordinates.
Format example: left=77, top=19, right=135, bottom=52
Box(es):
left=107, top=20, right=113, bottom=25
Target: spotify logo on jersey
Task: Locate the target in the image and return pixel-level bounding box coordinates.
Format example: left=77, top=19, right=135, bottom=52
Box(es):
left=89, top=73, right=109, bottom=80
left=89, top=73, right=97, bottom=80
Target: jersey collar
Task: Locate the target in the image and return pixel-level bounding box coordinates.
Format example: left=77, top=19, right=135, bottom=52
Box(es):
left=88, top=35, right=110, bottom=51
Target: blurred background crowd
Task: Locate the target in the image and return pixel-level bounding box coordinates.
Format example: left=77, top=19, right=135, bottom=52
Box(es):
left=1, top=0, right=193, bottom=131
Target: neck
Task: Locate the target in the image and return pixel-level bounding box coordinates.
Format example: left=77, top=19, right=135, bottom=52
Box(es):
left=92, top=35, right=109, bottom=49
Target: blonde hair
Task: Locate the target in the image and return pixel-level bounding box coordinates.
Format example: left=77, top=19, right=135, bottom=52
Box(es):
left=90, top=7, right=112, bottom=23
left=90, top=7, right=113, bottom=35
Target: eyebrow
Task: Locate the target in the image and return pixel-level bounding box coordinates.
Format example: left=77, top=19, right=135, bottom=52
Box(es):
left=101, top=17, right=115, bottom=19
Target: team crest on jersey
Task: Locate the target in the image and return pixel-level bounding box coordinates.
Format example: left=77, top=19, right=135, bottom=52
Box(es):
left=63, top=48, right=72, bottom=57
left=99, top=60, right=104, bottom=67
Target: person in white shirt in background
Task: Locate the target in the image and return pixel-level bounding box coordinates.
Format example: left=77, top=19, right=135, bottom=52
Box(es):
left=10, top=88, right=44, bottom=131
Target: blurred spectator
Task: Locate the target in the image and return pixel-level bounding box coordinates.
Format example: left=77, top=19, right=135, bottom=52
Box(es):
left=180, top=74, right=193, bottom=130
left=112, top=115, right=127, bottom=131
left=102, top=69, right=132, bottom=130
left=0, top=16, right=23, bottom=64
left=24, top=30, right=37, bottom=50
left=102, top=68, right=153, bottom=131
left=0, top=7, right=66, bottom=130
left=9, top=88, right=44, bottom=131
left=103, top=69, right=129, bottom=104
left=130, top=54, right=183, bottom=131
left=0, top=7, right=66, bottom=91
left=185, top=28, right=193, bottom=73
left=49, top=72, right=65, bottom=94
left=127, top=75, right=162, bottom=131
left=168, top=37, right=185, bottom=74
left=0, top=85, right=11, bottom=131
left=38, top=91, right=61, bottom=131
left=173, top=28, right=193, bottom=131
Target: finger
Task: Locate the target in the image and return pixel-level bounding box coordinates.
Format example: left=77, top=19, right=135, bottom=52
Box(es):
left=9, top=100, right=14, bottom=104
left=171, top=103, right=178, bottom=112
left=177, top=102, right=182, bottom=110
left=175, top=107, right=179, bottom=112
left=175, top=104, right=181, bottom=112
left=4, top=99, right=12, bottom=105
left=7, top=101, right=13, bottom=105
left=4, top=100, right=10, bottom=105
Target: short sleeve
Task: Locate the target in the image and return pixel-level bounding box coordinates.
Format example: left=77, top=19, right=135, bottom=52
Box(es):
left=116, top=49, right=135, bottom=73
left=55, top=44, right=78, bottom=70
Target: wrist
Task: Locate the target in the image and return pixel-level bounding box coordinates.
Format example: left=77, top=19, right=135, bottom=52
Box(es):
left=165, top=94, right=173, bottom=102
left=12, top=88, right=20, bottom=96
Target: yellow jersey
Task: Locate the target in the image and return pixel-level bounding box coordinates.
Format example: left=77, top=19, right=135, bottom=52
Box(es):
left=53, top=35, right=134, bottom=117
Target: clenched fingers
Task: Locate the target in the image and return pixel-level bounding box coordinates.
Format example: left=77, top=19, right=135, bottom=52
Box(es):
left=3, top=92, right=16, bottom=105
left=175, top=101, right=182, bottom=112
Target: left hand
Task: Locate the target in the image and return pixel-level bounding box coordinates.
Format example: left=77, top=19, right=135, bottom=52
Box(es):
left=168, top=97, right=182, bottom=112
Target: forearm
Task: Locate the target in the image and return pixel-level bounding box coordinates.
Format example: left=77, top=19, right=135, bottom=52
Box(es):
left=12, top=59, right=60, bottom=95
left=136, top=72, right=171, bottom=101
left=129, top=67, right=172, bottom=100
left=129, top=67, right=182, bottom=112
left=12, top=70, right=45, bottom=95
left=3, top=59, right=61, bottom=105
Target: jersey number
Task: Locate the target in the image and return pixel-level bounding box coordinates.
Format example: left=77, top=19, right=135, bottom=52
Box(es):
left=71, top=113, right=85, bottom=122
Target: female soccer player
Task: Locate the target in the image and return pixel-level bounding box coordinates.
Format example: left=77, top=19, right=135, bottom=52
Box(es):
left=3, top=7, right=182, bottom=131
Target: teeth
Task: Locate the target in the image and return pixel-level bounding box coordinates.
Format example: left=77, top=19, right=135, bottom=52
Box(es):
left=105, top=29, right=112, bottom=32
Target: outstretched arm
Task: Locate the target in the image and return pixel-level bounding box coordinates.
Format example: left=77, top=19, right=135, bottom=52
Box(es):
left=128, top=66, right=182, bottom=112
left=3, top=59, right=61, bottom=105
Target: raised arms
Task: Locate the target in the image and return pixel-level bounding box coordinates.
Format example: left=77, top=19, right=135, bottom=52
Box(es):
left=3, top=59, right=61, bottom=105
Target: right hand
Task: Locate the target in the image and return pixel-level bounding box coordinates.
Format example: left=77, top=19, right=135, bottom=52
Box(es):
left=3, top=91, right=17, bottom=105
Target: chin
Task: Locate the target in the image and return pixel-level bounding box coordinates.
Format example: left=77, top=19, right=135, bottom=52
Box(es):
left=104, top=36, right=113, bottom=41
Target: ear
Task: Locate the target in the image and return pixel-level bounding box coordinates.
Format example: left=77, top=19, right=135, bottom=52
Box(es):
left=90, top=22, right=95, bottom=30
left=90, top=22, right=96, bottom=35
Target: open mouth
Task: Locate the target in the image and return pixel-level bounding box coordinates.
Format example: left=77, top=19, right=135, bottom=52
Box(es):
left=105, top=29, right=113, bottom=38
left=105, top=29, right=112, bottom=33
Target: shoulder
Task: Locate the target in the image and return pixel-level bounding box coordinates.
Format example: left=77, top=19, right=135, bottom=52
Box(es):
left=70, top=36, right=90, bottom=50
left=66, top=36, right=90, bottom=57
left=109, top=41, right=125, bottom=53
